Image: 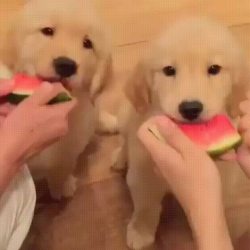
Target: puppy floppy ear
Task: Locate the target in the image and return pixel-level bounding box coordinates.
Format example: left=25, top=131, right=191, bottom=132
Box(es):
left=227, top=61, right=250, bottom=118
left=125, top=61, right=153, bottom=113
left=89, top=26, right=113, bottom=101
left=90, top=54, right=113, bottom=101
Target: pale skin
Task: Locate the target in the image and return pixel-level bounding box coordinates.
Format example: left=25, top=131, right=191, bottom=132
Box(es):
left=137, top=90, right=250, bottom=250
left=138, top=117, right=233, bottom=250
left=0, top=80, right=76, bottom=194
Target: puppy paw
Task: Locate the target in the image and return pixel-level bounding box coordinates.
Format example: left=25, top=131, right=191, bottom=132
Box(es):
left=127, top=222, right=154, bottom=250
left=62, top=175, right=78, bottom=198
left=97, top=111, right=119, bottom=134
left=110, top=147, right=126, bottom=171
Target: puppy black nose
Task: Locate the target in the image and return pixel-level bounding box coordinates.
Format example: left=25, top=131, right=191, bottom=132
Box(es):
left=53, top=57, right=77, bottom=78
left=179, top=101, right=203, bottom=121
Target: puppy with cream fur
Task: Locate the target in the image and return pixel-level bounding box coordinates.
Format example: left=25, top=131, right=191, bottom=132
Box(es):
left=1, top=0, right=112, bottom=199
left=119, top=17, right=250, bottom=249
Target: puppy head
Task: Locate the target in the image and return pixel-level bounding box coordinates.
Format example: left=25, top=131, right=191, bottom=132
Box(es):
left=11, top=0, right=112, bottom=98
left=126, top=17, right=249, bottom=122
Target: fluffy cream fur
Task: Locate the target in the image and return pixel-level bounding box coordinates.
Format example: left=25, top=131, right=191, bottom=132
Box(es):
left=1, top=0, right=112, bottom=199
left=118, top=17, right=250, bottom=249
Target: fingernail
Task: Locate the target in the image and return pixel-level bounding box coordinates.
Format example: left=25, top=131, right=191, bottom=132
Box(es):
left=148, top=124, right=165, bottom=142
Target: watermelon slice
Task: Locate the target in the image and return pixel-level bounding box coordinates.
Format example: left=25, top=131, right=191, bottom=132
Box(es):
left=148, top=115, right=242, bottom=157
left=6, top=74, right=72, bottom=105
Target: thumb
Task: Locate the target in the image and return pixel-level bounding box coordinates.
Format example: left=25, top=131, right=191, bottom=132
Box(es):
left=155, top=116, right=200, bottom=157
left=137, top=118, right=182, bottom=167
left=0, top=79, right=14, bottom=96
left=50, top=98, right=77, bottom=115
left=237, top=144, right=250, bottom=178
left=219, top=149, right=236, bottom=161
left=25, top=82, right=62, bottom=106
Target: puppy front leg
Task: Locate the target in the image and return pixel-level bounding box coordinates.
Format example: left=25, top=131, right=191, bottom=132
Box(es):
left=126, top=163, right=166, bottom=250
left=111, top=136, right=127, bottom=171
left=46, top=153, right=79, bottom=200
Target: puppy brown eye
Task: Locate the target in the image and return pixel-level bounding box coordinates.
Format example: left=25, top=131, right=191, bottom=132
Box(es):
left=163, top=66, right=176, bottom=76
left=208, top=65, right=221, bottom=75
left=83, top=38, right=93, bottom=49
left=41, top=27, right=54, bottom=36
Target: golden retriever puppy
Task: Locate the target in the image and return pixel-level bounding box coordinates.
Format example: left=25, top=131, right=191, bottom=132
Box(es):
left=120, top=17, right=250, bottom=249
left=1, top=0, right=112, bottom=199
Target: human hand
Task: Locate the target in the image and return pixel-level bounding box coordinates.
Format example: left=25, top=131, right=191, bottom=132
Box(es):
left=138, top=116, right=222, bottom=211
left=221, top=92, right=250, bottom=178
left=137, top=116, right=233, bottom=250
left=235, top=92, right=250, bottom=177
left=0, top=82, right=76, bottom=168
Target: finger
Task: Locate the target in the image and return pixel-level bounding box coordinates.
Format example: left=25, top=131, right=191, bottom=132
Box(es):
left=0, top=116, right=5, bottom=125
left=30, top=118, right=69, bottom=152
left=247, top=91, right=250, bottom=100
left=239, top=100, right=250, bottom=114
left=24, top=82, right=67, bottom=106
left=238, top=114, right=250, bottom=133
left=27, top=100, right=75, bottom=129
left=0, top=102, right=15, bottom=116
left=137, top=119, right=182, bottom=167
left=155, top=116, right=201, bottom=158
left=237, top=144, right=250, bottom=178
left=49, top=98, right=77, bottom=115
left=241, top=130, right=250, bottom=148
left=219, top=149, right=237, bottom=161
left=0, top=79, right=14, bottom=96
left=41, top=118, right=69, bottom=138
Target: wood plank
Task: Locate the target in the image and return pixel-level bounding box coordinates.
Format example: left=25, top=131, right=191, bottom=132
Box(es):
left=232, top=24, right=250, bottom=59
left=95, top=0, right=250, bottom=46
left=1, top=0, right=250, bottom=48
left=111, top=23, right=250, bottom=72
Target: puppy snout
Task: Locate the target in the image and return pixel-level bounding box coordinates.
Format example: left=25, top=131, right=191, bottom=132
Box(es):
left=53, top=57, right=77, bottom=78
left=178, top=101, right=203, bottom=121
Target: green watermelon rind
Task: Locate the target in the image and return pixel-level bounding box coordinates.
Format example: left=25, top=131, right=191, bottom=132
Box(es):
left=208, top=134, right=242, bottom=157
left=7, top=92, right=72, bottom=105
left=48, top=93, right=72, bottom=104
left=148, top=124, right=242, bottom=158
left=7, top=93, right=29, bottom=104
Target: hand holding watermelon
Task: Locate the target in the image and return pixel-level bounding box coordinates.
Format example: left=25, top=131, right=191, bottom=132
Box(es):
left=138, top=117, right=233, bottom=250
left=214, top=93, right=250, bottom=178
left=0, top=82, right=76, bottom=191
left=232, top=93, right=250, bottom=178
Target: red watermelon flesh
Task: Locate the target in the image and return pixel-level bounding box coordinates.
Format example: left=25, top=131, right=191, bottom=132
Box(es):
left=148, top=115, right=242, bottom=157
left=178, top=115, right=242, bottom=156
left=6, top=74, right=72, bottom=104
left=12, top=74, right=42, bottom=94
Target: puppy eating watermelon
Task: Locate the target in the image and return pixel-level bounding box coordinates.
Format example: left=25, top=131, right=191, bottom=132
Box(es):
left=5, top=74, right=72, bottom=105
left=148, top=115, right=242, bottom=157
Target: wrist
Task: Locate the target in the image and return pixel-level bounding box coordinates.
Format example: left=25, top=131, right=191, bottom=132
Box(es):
left=187, top=193, right=233, bottom=250
left=0, top=128, right=24, bottom=169
left=0, top=145, right=21, bottom=194
left=198, top=226, right=233, bottom=250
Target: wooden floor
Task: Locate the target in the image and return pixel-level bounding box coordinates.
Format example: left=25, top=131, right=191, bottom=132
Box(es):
left=2, top=0, right=250, bottom=249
